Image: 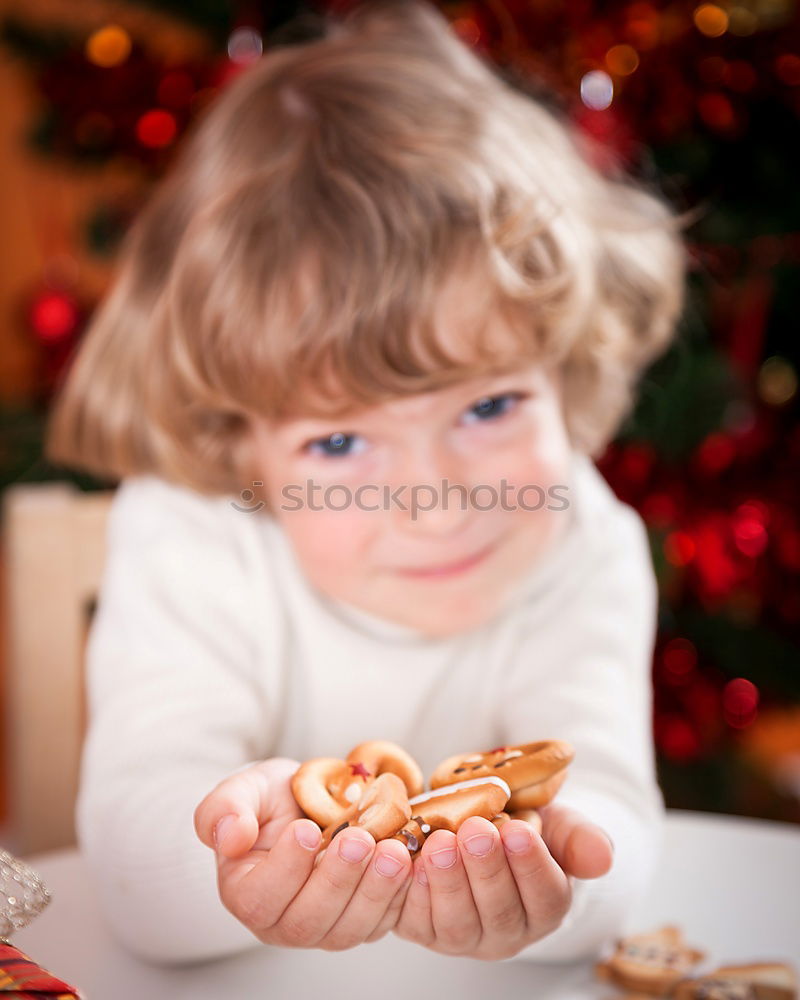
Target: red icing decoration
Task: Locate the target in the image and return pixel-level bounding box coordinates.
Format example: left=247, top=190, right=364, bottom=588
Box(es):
left=348, top=761, right=372, bottom=779
left=488, top=746, right=508, bottom=754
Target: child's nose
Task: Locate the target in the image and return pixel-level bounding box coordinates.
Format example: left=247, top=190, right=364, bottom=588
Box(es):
left=388, top=444, right=475, bottom=534
left=390, top=440, right=463, bottom=492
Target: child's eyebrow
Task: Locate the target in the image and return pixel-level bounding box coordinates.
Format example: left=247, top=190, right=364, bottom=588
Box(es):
left=284, top=373, right=541, bottom=433
left=279, top=379, right=539, bottom=445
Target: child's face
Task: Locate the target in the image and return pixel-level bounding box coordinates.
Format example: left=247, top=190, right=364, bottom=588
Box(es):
left=248, top=357, right=574, bottom=639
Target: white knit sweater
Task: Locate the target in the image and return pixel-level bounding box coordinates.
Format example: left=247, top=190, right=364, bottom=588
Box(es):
left=76, top=450, right=665, bottom=966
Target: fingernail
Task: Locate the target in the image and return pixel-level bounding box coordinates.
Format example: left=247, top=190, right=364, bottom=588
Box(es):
left=430, top=846, right=457, bottom=869
left=213, top=814, right=237, bottom=851
left=375, top=854, right=403, bottom=878
left=294, top=823, right=321, bottom=850
left=464, top=834, right=494, bottom=857
left=504, top=829, right=531, bottom=854
left=605, top=833, right=615, bottom=855
left=339, top=837, right=371, bottom=863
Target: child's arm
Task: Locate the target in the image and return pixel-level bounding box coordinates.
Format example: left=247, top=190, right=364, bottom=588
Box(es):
left=392, top=500, right=662, bottom=962
left=76, top=476, right=286, bottom=965
left=496, top=501, right=665, bottom=961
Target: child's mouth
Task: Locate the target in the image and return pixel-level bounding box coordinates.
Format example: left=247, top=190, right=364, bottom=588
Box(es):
left=394, top=541, right=496, bottom=579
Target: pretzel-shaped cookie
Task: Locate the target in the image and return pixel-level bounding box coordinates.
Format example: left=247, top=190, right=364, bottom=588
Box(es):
left=391, top=775, right=511, bottom=856
left=348, top=740, right=424, bottom=797
left=291, top=740, right=424, bottom=828
left=429, top=740, right=574, bottom=810
left=320, top=772, right=412, bottom=850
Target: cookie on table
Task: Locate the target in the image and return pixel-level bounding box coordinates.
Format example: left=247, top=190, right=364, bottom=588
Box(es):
left=594, top=925, right=706, bottom=996
left=672, top=962, right=798, bottom=1000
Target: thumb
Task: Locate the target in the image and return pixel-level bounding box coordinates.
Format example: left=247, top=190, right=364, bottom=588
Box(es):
left=194, top=758, right=305, bottom=857
left=251, top=760, right=309, bottom=852
left=538, top=802, right=614, bottom=880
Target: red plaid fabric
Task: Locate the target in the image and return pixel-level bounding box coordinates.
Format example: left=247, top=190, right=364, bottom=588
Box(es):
left=0, top=942, right=81, bottom=998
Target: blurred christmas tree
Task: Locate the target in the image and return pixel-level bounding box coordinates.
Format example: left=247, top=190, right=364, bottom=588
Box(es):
left=1, top=0, right=798, bottom=822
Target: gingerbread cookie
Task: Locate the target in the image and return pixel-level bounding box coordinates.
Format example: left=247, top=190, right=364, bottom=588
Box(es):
left=429, top=740, right=574, bottom=810
left=673, top=963, right=798, bottom=1000
left=391, top=775, right=511, bottom=855
left=594, top=925, right=706, bottom=996
left=292, top=740, right=424, bottom=828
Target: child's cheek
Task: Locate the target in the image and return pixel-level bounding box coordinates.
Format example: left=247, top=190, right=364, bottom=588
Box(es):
left=277, top=502, right=376, bottom=585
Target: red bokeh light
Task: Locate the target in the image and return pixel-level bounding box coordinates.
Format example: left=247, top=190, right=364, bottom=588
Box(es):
left=722, top=677, right=759, bottom=729
left=136, top=109, right=177, bottom=148
left=29, top=290, right=79, bottom=343
left=662, top=637, right=698, bottom=683
left=664, top=531, right=696, bottom=566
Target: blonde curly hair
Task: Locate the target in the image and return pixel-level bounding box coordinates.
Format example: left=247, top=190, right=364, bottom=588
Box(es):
left=46, top=0, right=694, bottom=497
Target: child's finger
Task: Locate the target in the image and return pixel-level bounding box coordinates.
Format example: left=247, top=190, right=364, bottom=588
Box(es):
left=538, top=803, right=615, bottom=879
left=499, top=819, right=571, bottom=935
left=316, top=839, right=412, bottom=950
left=274, top=826, right=379, bottom=946
left=364, top=867, right=414, bottom=942
left=419, top=830, right=482, bottom=954
left=455, top=817, right=527, bottom=948
left=217, top=817, right=322, bottom=933
left=393, top=855, right=435, bottom=948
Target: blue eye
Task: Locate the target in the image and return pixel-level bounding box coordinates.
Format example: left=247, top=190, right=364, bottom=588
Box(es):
left=463, top=392, right=525, bottom=424
left=305, top=431, right=366, bottom=458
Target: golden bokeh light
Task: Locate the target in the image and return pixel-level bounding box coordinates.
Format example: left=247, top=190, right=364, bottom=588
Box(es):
left=694, top=4, right=729, bottom=37
left=606, top=44, right=640, bottom=76
left=86, top=25, right=132, bottom=68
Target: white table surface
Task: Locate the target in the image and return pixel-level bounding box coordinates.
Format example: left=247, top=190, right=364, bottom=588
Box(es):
left=12, top=809, right=800, bottom=1000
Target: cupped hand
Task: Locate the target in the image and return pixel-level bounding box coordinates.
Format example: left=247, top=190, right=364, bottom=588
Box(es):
left=392, top=801, right=614, bottom=960
left=193, top=758, right=414, bottom=950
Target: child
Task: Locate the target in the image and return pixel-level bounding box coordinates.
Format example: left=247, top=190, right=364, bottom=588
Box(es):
left=46, top=0, right=691, bottom=968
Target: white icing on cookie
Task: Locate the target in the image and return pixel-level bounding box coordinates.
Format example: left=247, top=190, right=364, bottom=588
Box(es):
left=408, top=775, right=511, bottom=804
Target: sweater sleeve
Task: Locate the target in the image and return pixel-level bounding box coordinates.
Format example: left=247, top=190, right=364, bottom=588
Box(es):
left=76, top=476, right=280, bottom=966
left=496, top=501, right=665, bottom=963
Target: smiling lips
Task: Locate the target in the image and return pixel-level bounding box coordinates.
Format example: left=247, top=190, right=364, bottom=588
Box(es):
left=394, top=541, right=496, bottom=579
